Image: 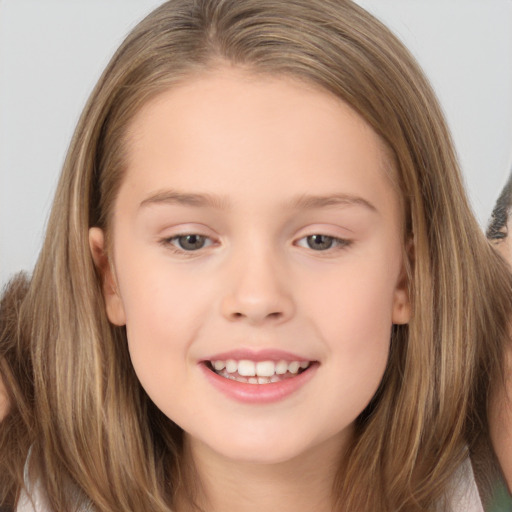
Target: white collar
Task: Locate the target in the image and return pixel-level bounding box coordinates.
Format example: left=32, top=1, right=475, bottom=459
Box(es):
left=446, top=456, right=484, bottom=512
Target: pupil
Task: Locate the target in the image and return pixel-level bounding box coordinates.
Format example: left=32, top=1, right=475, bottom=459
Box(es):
left=180, top=235, right=205, bottom=250
left=308, top=234, right=333, bottom=250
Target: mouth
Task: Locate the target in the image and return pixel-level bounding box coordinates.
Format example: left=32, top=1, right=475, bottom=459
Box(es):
left=204, top=359, right=314, bottom=384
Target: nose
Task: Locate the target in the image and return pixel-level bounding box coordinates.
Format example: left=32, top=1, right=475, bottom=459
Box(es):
left=220, top=246, right=295, bottom=325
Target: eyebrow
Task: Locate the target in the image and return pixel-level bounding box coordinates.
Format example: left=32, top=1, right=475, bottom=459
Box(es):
left=290, top=193, right=378, bottom=213
left=140, top=190, right=231, bottom=210
left=139, top=189, right=377, bottom=213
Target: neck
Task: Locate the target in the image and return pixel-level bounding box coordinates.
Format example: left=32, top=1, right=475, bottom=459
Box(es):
left=177, top=433, right=350, bottom=512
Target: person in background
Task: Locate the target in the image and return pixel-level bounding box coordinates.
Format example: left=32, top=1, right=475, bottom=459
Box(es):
left=487, top=172, right=512, bottom=509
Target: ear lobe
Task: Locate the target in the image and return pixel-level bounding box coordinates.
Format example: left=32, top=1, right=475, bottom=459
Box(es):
left=89, top=227, right=126, bottom=326
left=392, top=242, right=412, bottom=325
left=392, top=284, right=411, bottom=325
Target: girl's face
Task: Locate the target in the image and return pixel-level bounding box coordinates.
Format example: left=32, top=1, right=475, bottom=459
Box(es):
left=90, top=69, right=411, bottom=465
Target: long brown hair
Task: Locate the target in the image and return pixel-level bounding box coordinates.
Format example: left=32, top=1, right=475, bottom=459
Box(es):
left=1, top=1, right=511, bottom=510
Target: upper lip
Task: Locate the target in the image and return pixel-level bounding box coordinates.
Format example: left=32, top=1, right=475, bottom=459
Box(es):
left=201, top=348, right=316, bottom=363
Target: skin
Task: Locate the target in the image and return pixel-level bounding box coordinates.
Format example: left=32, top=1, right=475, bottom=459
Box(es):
left=90, top=68, right=411, bottom=512
left=0, top=374, right=8, bottom=422
left=495, top=230, right=512, bottom=263
left=490, top=223, right=512, bottom=490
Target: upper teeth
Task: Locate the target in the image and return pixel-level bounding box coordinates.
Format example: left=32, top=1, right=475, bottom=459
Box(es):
left=211, top=359, right=310, bottom=377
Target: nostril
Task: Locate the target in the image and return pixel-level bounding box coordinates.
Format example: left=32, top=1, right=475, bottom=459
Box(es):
left=229, top=310, right=282, bottom=322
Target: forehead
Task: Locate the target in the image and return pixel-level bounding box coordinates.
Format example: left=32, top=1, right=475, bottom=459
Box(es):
left=118, top=69, right=399, bottom=218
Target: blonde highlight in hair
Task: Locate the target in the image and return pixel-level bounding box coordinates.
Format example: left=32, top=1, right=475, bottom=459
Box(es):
left=1, top=1, right=511, bottom=510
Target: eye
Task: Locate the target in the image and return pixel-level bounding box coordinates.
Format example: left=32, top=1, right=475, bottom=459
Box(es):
left=296, top=234, right=349, bottom=251
left=168, top=234, right=212, bottom=251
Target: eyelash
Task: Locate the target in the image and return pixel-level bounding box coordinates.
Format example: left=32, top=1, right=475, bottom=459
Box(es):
left=160, top=233, right=352, bottom=254
left=161, top=234, right=215, bottom=254
left=295, top=234, right=351, bottom=251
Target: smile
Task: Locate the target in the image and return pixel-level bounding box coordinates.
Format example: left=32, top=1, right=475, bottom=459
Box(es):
left=200, top=351, right=319, bottom=403
left=207, top=359, right=312, bottom=384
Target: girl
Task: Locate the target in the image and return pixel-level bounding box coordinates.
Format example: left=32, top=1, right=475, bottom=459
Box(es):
left=1, top=0, right=511, bottom=510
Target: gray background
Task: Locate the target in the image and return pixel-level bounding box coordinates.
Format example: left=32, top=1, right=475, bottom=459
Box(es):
left=1, top=0, right=512, bottom=287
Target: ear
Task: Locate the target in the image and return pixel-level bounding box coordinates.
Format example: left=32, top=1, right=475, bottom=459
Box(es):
left=89, top=227, right=126, bottom=326
left=392, top=279, right=411, bottom=325
left=392, top=244, right=412, bottom=325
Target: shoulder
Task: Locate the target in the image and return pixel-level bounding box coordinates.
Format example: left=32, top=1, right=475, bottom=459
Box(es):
left=15, top=485, right=93, bottom=512
left=445, top=457, right=484, bottom=512
left=15, top=453, right=93, bottom=512
left=16, top=482, right=50, bottom=512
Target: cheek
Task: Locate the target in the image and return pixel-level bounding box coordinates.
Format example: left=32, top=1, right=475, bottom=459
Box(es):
left=301, top=257, right=397, bottom=401
left=114, top=258, right=212, bottom=379
left=304, top=256, right=399, bottom=344
left=497, top=237, right=512, bottom=265
left=119, top=274, right=215, bottom=421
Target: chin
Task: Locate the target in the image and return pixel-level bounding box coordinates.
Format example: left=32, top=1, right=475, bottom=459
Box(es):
left=187, top=422, right=342, bottom=467
left=206, top=439, right=311, bottom=465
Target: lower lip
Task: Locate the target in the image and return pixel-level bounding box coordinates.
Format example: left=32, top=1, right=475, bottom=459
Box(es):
left=199, top=363, right=318, bottom=404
